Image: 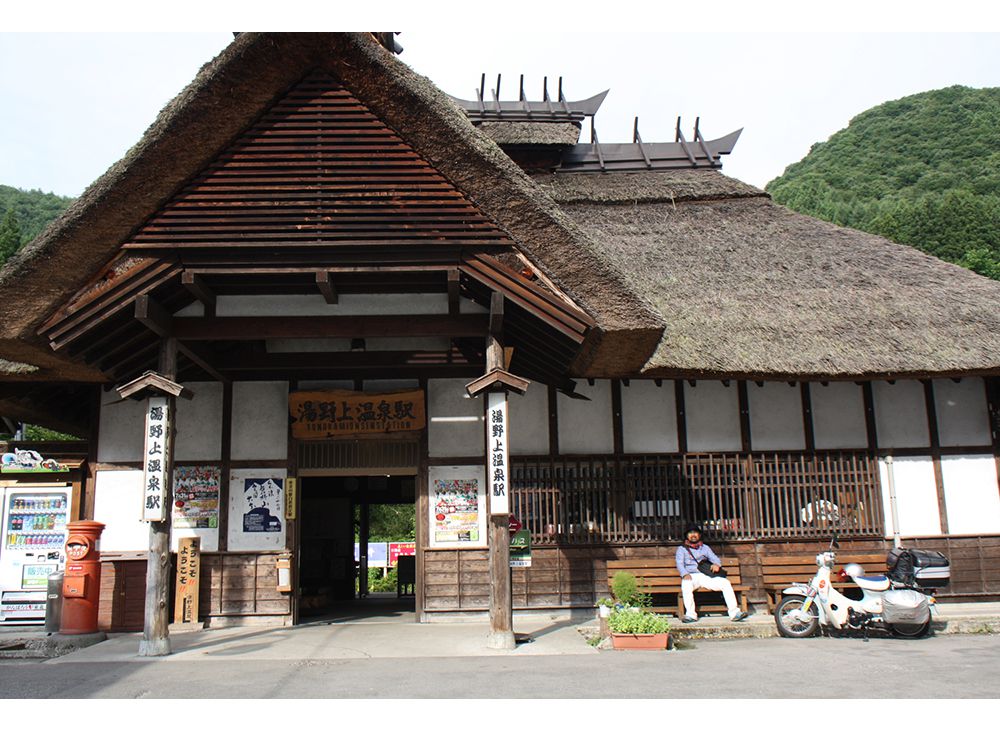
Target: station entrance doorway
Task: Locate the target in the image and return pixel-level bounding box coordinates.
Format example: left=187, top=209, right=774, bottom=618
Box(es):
left=295, top=439, right=420, bottom=624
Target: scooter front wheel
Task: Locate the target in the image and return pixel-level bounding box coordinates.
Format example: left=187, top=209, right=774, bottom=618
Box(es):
left=775, top=595, right=820, bottom=638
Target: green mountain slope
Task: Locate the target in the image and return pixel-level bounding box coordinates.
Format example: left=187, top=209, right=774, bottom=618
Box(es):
left=766, top=85, right=1000, bottom=279
left=0, top=185, right=75, bottom=265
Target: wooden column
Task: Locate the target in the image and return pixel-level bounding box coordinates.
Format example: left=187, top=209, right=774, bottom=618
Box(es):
left=923, top=380, right=950, bottom=534
left=800, top=382, right=816, bottom=452
left=139, top=338, right=177, bottom=657
left=486, top=292, right=514, bottom=650
left=985, top=378, right=1000, bottom=502
left=674, top=380, right=687, bottom=454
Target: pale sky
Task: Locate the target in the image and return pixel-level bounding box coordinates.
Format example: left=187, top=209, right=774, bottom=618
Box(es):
left=2, top=29, right=1000, bottom=197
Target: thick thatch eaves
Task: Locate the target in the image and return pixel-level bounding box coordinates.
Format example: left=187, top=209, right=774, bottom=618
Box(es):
left=0, top=32, right=663, bottom=383
left=477, top=121, right=581, bottom=147
left=558, top=172, right=1000, bottom=379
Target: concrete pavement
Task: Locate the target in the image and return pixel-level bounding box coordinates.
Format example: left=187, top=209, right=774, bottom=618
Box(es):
left=2, top=600, right=998, bottom=663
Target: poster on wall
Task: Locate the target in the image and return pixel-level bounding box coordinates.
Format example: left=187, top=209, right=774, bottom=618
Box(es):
left=170, top=465, right=220, bottom=552
left=428, top=465, right=486, bottom=548
left=227, top=468, right=287, bottom=551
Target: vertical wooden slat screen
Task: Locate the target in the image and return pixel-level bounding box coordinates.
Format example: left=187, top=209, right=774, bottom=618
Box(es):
left=511, top=450, right=884, bottom=545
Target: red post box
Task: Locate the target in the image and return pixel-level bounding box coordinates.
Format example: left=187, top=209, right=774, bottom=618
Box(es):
left=61, top=520, right=105, bottom=635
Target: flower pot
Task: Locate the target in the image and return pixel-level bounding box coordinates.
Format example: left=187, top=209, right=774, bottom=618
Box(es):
left=611, top=632, right=670, bottom=650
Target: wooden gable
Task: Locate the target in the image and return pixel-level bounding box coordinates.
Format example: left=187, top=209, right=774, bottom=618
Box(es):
left=123, top=70, right=512, bottom=252
left=35, top=71, right=592, bottom=390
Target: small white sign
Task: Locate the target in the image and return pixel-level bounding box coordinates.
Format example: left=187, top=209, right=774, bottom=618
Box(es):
left=141, top=396, right=170, bottom=522
left=486, top=391, right=510, bottom=515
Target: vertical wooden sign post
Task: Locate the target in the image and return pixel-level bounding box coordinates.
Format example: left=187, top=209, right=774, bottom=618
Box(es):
left=116, top=339, right=191, bottom=658
left=465, top=292, right=530, bottom=651
left=486, top=388, right=514, bottom=650
left=174, top=537, right=201, bottom=625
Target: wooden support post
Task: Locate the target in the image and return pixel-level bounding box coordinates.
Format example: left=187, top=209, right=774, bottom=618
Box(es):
left=485, top=291, right=514, bottom=650
left=923, top=380, right=950, bottom=534
left=139, top=337, right=177, bottom=657
left=359, top=500, right=370, bottom=598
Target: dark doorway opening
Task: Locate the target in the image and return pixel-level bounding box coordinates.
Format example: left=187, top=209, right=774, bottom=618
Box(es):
left=298, top=475, right=416, bottom=623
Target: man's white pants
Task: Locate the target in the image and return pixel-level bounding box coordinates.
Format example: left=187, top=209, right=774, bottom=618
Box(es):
left=681, top=572, right=740, bottom=619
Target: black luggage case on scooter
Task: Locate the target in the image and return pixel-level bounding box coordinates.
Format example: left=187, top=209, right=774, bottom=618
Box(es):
left=887, top=548, right=950, bottom=589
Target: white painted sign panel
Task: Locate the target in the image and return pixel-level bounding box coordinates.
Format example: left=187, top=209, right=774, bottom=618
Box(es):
left=487, top=391, right=510, bottom=515
left=141, top=396, right=170, bottom=522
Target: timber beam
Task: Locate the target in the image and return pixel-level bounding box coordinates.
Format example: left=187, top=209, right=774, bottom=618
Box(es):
left=172, top=314, right=489, bottom=340
left=315, top=271, right=338, bottom=305
left=181, top=271, right=216, bottom=315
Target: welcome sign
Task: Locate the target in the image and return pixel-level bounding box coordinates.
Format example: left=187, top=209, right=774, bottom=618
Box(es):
left=289, top=389, right=425, bottom=439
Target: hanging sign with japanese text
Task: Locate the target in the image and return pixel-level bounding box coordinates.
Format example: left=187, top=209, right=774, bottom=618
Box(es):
left=486, top=391, right=510, bottom=515
left=141, top=396, right=170, bottom=522
left=289, top=389, right=425, bottom=439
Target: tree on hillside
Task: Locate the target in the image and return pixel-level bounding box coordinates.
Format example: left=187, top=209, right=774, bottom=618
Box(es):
left=767, top=86, right=1000, bottom=280
left=0, top=208, right=23, bottom=263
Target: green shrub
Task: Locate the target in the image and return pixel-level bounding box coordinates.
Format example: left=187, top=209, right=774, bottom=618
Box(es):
left=611, top=571, right=639, bottom=604
left=608, top=608, right=670, bottom=635
left=610, top=571, right=651, bottom=608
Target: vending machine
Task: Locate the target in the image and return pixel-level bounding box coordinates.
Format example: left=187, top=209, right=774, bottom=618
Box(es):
left=0, top=486, right=73, bottom=623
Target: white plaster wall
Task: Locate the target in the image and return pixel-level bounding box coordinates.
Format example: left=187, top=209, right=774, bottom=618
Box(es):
left=685, top=381, right=741, bottom=452
left=874, top=380, right=930, bottom=448
left=214, top=293, right=450, bottom=316
left=810, top=382, right=868, bottom=449
left=557, top=380, right=614, bottom=454
left=879, top=456, right=941, bottom=537
left=174, top=382, right=223, bottom=461
left=93, top=470, right=148, bottom=551
left=267, top=337, right=451, bottom=353
left=748, top=382, right=806, bottom=451
left=428, top=378, right=484, bottom=458
left=97, top=389, right=146, bottom=463
left=941, top=455, right=1000, bottom=535
left=231, top=381, right=289, bottom=460
left=510, top=384, right=549, bottom=456
left=934, top=378, right=992, bottom=447
left=621, top=380, right=678, bottom=453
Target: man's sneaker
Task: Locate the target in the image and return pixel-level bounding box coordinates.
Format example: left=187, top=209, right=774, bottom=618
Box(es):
left=731, top=611, right=749, bottom=622
left=682, top=616, right=698, bottom=623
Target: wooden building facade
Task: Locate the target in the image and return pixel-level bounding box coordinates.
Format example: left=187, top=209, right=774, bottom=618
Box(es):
left=2, top=33, right=1000, bottom=631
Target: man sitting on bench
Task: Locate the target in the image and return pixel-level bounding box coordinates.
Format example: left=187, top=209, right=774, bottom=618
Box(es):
left=675, top=523, right=748, bottom=623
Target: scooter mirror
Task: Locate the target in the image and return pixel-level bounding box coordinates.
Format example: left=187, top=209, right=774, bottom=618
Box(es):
left=829, top=534, right=840, bottom=550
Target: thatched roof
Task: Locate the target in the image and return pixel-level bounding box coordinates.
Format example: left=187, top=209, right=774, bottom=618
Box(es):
left=477, top=121, right=581, bottom=146
left=0, top=32, right=662, bottom=383
left=549, top=170, right=1000, bottom=379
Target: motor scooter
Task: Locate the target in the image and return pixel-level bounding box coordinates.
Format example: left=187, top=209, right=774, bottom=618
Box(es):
left=774, top=537, right=937, bottom=639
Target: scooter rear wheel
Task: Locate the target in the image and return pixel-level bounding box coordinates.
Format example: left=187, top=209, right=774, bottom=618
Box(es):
left=889, top=621, right=930, bottom=638
left=775, top=596, right=820, bottom=638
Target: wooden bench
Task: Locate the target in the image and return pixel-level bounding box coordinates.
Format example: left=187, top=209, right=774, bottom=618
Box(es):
left=760, top=553, right=886, bottom=611
left=607, top=557, right=748, bottom=618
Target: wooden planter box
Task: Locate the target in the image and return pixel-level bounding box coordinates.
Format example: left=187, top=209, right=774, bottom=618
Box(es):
left=611, top=632, right=670, bottom=650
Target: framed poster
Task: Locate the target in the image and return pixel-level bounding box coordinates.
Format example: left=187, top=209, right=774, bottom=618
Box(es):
left=227, top=468, right=287, bottom=551
left=171, top=465, right=221, bottom=552
left=428, top=465, right=487, bottom=548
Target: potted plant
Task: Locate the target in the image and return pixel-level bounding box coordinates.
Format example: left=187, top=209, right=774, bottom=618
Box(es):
left=608, top=607, right=671, bottom=650
left=596, top=597, right=615, bottom=618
